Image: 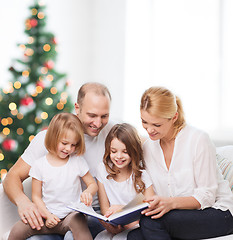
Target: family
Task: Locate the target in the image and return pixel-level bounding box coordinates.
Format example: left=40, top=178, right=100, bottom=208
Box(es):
left=3, top=82, right=233, bottom=240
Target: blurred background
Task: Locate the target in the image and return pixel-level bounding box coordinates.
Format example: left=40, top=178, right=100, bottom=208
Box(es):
left=1, top=0, right=233, bottom=146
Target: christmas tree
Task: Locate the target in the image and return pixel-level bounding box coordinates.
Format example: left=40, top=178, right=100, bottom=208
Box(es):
left=0, top=0, right=73, bottom=180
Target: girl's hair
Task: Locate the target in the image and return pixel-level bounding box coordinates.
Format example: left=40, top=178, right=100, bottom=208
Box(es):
left=45, top=113, right=85, bottom=156
left=140, top=87, right=186, bottom=138
left=103, top=123, right=145, bottom=193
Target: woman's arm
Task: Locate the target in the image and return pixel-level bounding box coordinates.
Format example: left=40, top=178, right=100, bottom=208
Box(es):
left=81, top=172, right=98, bottom=206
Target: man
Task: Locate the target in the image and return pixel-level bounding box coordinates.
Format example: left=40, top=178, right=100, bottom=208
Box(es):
left=3, top=82, right=114, bottom=240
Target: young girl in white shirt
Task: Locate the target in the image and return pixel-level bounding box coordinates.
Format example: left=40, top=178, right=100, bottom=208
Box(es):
left=8, top=113, right=98, bottom=240
left=95, top=123, right=155, bottom=240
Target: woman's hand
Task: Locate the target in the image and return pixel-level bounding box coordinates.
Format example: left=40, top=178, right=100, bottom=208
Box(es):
left=142, top=195, right=174, bottom=219
left=45, top=213, right=60, bottom=228
left=80, top=190, right=93, bottom=206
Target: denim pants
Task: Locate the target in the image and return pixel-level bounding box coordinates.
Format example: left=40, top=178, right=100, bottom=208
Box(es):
left=127, top=208, right=233, bottom=240
left=27, top=235, right=63, bottom=240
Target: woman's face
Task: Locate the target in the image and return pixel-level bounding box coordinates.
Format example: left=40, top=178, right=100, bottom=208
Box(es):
left=140, top=109, right=177, bottom=141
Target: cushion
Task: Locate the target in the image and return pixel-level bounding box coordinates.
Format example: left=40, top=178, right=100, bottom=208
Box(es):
left=216, top=146, right=233, bottom=192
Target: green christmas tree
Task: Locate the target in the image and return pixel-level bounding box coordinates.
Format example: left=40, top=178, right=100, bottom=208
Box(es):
left=0, top=0, right=73, bottom=179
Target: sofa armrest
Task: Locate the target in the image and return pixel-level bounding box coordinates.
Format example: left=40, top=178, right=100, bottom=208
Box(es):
left=0, top=177, right=32, bottom=239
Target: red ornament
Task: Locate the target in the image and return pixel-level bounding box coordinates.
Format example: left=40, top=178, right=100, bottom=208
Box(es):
left=36, top=81, right=45, bottom=89
left=20, top=96, right=34, bottom=106
left=44, top=60, right=54, bottom=70
left=2, top=139, right=16, bottom=151
left=51, top=37, right=57, bottom=44
left=30, top=18, right=38, bottom=28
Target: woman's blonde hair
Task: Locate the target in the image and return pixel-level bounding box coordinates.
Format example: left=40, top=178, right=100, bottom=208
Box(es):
left=45, top=113, right=85, bottom=156
left=103, top=123, right=146, bottom=193
left=140, top=87, right=186, bottom=138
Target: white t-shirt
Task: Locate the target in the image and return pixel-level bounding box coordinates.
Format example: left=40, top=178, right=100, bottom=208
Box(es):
left=29, top=155, right=89, bottom=219
left=96, top=162, right=152, bottom=205
left=143, top=125, right=233, bottom=215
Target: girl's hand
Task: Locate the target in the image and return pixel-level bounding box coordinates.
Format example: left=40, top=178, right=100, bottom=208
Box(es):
left=142, top=195, right=173, bottom=219
left=104, top=205, right=124, bottom=218
left=45, top=213, right=60, bottom=228
left=124, top=220, right=139, bottom=230
left=99, top=220, right=125, bottom=235
left=80, top=191, right=93, bottom=206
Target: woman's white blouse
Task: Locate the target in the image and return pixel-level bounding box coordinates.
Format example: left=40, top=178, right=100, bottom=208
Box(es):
left=143, top=125, right=233, bottom=214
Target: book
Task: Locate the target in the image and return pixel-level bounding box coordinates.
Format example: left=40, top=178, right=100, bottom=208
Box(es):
left=67, top=193, right=149, bottom=226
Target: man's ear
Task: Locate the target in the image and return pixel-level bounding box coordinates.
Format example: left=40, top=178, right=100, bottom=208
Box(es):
left=74, top=103, right=80, bottom=115
left=172, top=112, right=178, bottom=123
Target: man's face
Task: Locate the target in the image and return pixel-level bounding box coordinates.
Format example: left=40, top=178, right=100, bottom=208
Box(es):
left=75, top=92, right=110, bottom=137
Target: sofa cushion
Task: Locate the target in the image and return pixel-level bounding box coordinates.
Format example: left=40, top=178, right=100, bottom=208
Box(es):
left=216, top=146, right=233, bottom=192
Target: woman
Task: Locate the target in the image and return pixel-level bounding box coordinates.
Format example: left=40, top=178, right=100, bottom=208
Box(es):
left=127, top=87, right=233, bottom=240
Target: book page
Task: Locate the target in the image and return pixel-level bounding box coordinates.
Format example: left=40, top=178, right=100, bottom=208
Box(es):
left=68, top=202, right=107, bottom=221
left=122, top=193, right=145, bottom=210
left=107, top=193, right=149, bottom=221
left=67, top=193, right=149, bottom=224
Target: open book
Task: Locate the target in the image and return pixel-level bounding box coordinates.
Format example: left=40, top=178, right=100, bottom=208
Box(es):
left=67, top=193, right=149, bottom=226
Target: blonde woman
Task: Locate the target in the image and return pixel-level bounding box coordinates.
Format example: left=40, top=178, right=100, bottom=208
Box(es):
left=128, top=87, right=233, bottom=240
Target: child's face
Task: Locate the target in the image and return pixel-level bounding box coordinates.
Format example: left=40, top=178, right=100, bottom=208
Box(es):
left=110, top=138, right=131, bottom=170
left=56, top=130, right=77, bottom=159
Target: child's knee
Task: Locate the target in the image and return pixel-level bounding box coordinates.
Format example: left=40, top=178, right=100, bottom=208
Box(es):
left=69, top=213, right=87, bottom=228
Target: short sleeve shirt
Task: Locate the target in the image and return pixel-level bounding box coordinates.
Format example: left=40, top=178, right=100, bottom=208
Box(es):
left=96, top=162, right=152, bottom=205
left=29, top=155, right=89, bottom=218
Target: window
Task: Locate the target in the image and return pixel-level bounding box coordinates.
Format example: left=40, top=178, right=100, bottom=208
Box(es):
left=124, top=0, right=233, bottom=144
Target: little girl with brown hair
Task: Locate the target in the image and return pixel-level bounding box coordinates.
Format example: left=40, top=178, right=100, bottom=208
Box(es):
left=95, top=123, right=154, bottom=240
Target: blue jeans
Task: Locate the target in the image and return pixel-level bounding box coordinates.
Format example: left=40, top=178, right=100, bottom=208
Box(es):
left=127, top=208, right=233, bottom=240
left=27, top=235, right=63, bottom=240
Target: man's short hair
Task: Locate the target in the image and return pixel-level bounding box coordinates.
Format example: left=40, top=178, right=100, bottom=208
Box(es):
left=77, top=82, right=111, bottom=107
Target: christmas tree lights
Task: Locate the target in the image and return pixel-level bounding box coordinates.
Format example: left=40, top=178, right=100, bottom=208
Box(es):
left=0, top=0, right=73, bottom=180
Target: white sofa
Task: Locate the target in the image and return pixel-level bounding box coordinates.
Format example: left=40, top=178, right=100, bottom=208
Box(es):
left=1, top=146, right=233, bottom=240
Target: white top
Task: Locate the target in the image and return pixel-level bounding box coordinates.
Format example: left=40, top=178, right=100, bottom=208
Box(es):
left=29, top=155, right=89, bottom=219
left=22, top=121, right=115, bottom=208
left=143, top=125, right=233, bottom=215
left=96, top=162, right=153, bottom=205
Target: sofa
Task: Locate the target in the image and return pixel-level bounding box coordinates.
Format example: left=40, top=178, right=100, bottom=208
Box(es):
left=1, top=146, right=233, bottom=240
